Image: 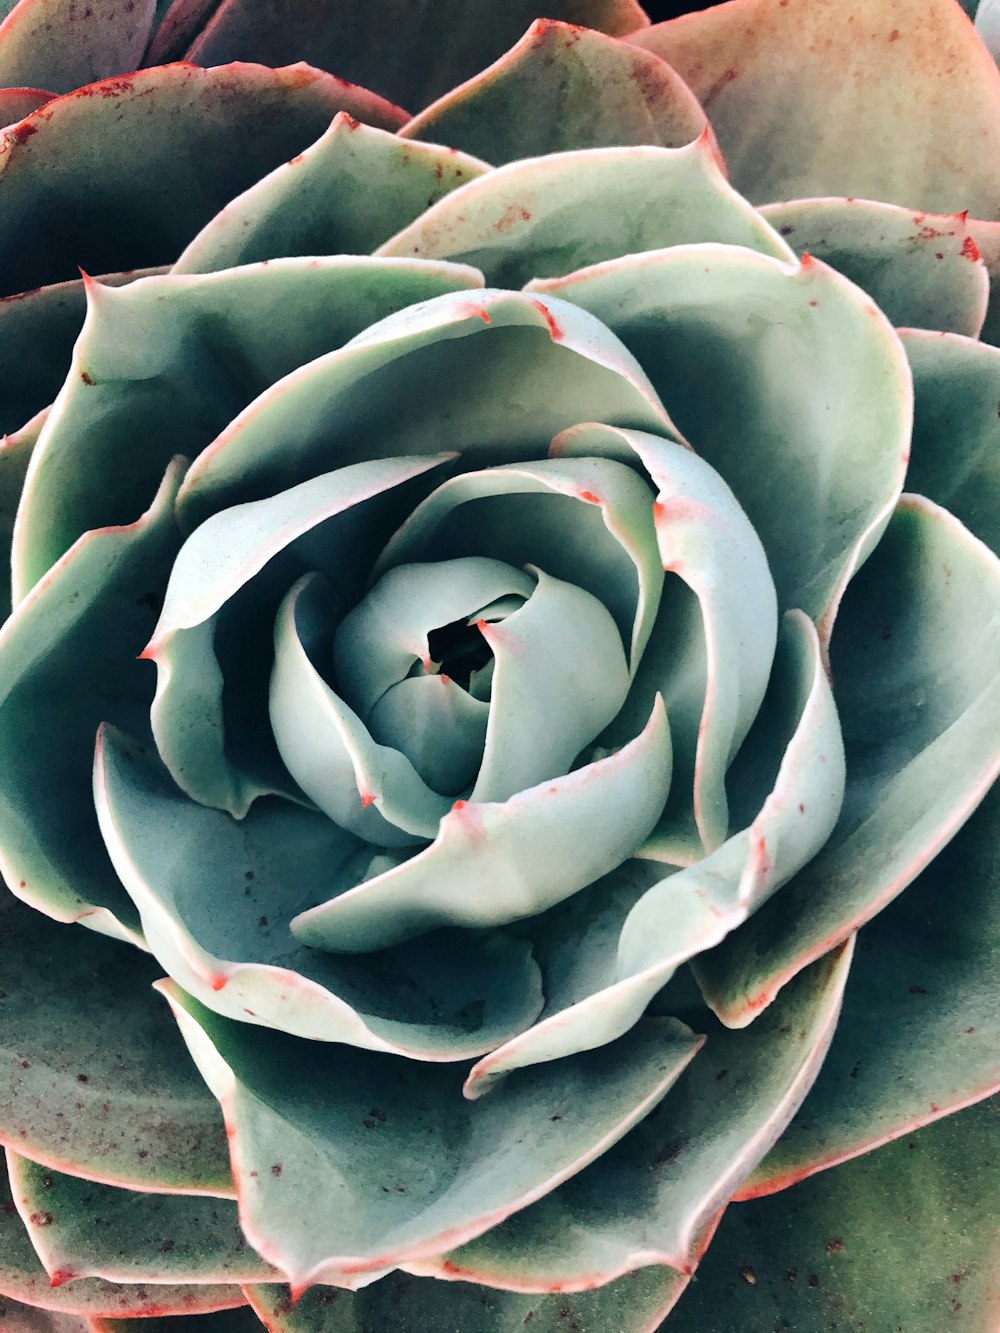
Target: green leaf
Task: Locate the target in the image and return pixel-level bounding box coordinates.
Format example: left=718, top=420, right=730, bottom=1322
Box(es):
left=162, top=980, right=699, bottom=1292
left=176, top=288, right=674, bottom=533
left=0, top=883, right=231, bottom=1194
left=0, top=0, right=155, bottom=95
left=15, top=258, right=481, bottom=599
left=696, top=496, right=1000, bottom=1026
left=244, top=1266, right=686, bottom=1333
left=0, top=1152, right=244, bottom=1317
left=94, top=724, right=544, bottom=1060
left=0, top=267, right=165, bottom=438
left=148, top=454, right=455, bottom=819
left=741, top=780, right=1000, bottom=1199
left=417, top=943, right=852, bottom=1291
left=378, top=138, right=794, bottom=288
left=633, top=0, right=1000, bottom=214
left=172, top=0, right=651, bottom=113
left=760, top=197, right=989, bottom=337
left=531, top=248, right=912, bottom=634
left=7, top=1153, right=276, bottom=1286
left=0, top=411, right=43, bottom=625
left=0, top=62, right=405, bottom=298
left=173, top=114, right=490, bottom=276
left=901, top=329, right=1000, bottom=552
left=665, top=1096, right=1000, bottom=1333
left=0, top=1296, right=92, bottom=1332
left=291, top=698, right=670, bottom=953
left=0, top=460, right=184, bottom=940
left=463, top=609, right=843, bottom=1091
left=402, top=20, right=708, bottom=164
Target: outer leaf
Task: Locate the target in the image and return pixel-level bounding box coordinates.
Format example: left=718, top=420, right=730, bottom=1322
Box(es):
left=531, top=247, right=911, bottom=634
left=0, top=882, right=231, bottom=1194
left=0, top=267, right=164, bottom=438
left=413, top=942, right=853, bottom=1293
left=174, top=114, right=490, bottom=276
left=162, top=981, right=700, bottom=1292
left=632, top=0, right=1000, bottom=214
left=0, top=1297, right=92, bottom=1331
left=666, top=1097, right=1000, bottom=1333
left=0, top=410, right=43, bottom=624
left=0, top=0, right=155, bottom=95
left=0, top=88, right=53, bottom=124
left=0, top=460, right=184, bottom=939
left=0, top=1154, right=244, bottom=1317
left=741, top=780, right=1000, bottom=1199
left=760, top=197, right=989, bottom=337
left=15, top=258, right=481, bottom=599
left=244, top=1267, right=687, bottom=1333
left=402, top=20, right=708, bottom=164
left=900, top=328, right=1000, bottom=551
left=0, top=63, right=405, bottom=298
left=94, top=723, right=545, bottom=1060
left=7, top=1153, right=276, bottom=1286
left=696, top=496, right=1000, bottom=1026
left=378, top=138, right=794, bottom=289
left=174, top=0, right=650, bottom=112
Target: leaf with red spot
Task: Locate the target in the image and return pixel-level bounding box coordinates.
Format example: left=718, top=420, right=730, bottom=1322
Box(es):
left=0, top=0, right=156, bottom=96
left=633, top=0, right=1000, bottom=214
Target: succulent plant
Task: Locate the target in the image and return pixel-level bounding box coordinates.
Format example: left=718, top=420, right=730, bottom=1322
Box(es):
left=0, top=1, right=998, bottom=1330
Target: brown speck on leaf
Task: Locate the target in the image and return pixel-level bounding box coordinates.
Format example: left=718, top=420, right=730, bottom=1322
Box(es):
left=785, top=1269, right=797, bottom=1283
left=30, top=1211, right=54, bottom=1227
left=807, top=1273, right=820, bottom=1287
left=76, top=1073, right=89, bottom=1083
left=550, top=1113, right=563, bottom=1121
left=271, top=1164, right=282, bottom=1177
left=80, top=371, right=95, bottom=385
left=909, top=985, right=928, bottom=994
left=826, top=1238, right=844, bottom=1254
left=715, top=1068, right=728, bottom=1080
left=739, top=1266, right=756, bottom=1285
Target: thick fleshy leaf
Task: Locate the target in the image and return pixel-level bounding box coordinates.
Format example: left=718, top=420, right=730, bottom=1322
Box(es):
left=162, top=980, right=699, bottom=1292
left=402, top=20, right=708, bottom=164
left=291, top=698, right=671, bottom=952
left=901, top=329, right=1000, bottom=552
left=14, top=257, right=481, bottom=600
left=244, top=1266, right=687, bottom=1333
left=741, top=781, right=1000, bottom=1199
left=378, top=138, right=793, bottom=288
left=0, top=1297, right=91, bottom=1332
left=696, top=496, right=1000, bottom=1026
left=147, top=454, right=456, bottom=818
left=271, top=574, right=453, bottom=845
left=0, top=62, right=405, bottom=298
left=0, top=410, right=42, bottom=624
left=965, top=217, right=1000, bottom=345
left=0, top=883, right=231, bottom=1193
left=8, top=1153, right=275, bottom=1286
left=416, top=942, right=852, bottom=1291
left=0, top=460, right=184, bottom=940
left=334, top=557, right=534, bottom=718
left=665, top=1096, right=1000, bottom=1333
left=90, top=1315, right=259, bottom=1333
left=176, top=288, right=675, bottom=532
left=760, top=197, right=989, bottom=337
left=372, top=456, right=663, bottom=677
left=0, top=267, right=164, bottom=438
left=464, top=609, right=843, bottom=1092
left=176, top=0, right=650, bottom=112
left=94, top=723, right=545, bottom=1060
left=174, top=115, right=490, bottom=276
left=0, top=0, right=155, bottom=94
left=531, top=248, right=911, bottom=633
left=632, top=0, right=1000, bottom=214
left=0, top=1154, right=244, bottom=1317
left=555, top=425, right=779, bottom=854
left=0, top=88, right=54, bottom=125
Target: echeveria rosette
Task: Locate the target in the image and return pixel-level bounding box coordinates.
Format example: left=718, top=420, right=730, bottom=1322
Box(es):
left=0, top=3, right=999, bottom=1332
